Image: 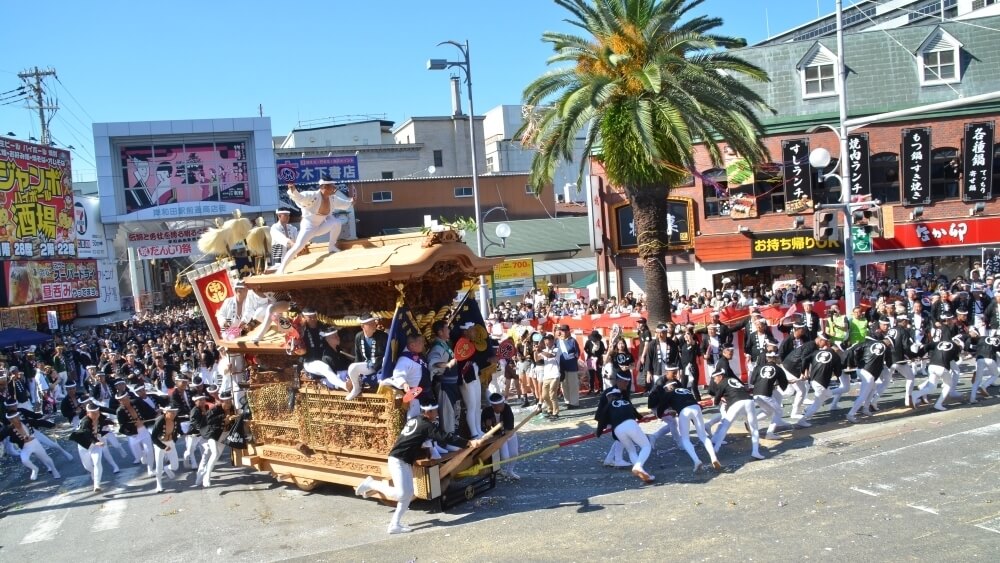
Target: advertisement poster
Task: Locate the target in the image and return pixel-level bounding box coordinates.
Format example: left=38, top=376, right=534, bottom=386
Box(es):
left=73, top=196, right=108, bottom=259
left=128, top=227, right=207, bottom=260
left=491, top=258, right=534, bottom=300
left=963, top=122, right=994, bottom=202
left=2, top=260, right=99, bottom=307
left=119, top=140, right=250, bottom=213
left=901, top=128, right=932, bottom=206
left=724, top=148, right=757, bottom=219
left=276, top=156, right=359, bottom=186
left=0, top=135, right=76, bottom=259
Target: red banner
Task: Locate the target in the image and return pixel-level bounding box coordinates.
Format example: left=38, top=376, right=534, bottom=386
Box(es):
left=0, top=136, right=75, bottom=259
left=189, top=267, right=234, bottom=343
left=874, top=216, right=1000, bottom=251
left=2, top=260, right=99, bottom=307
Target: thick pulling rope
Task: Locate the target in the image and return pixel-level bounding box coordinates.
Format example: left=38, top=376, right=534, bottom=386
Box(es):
left=455, top=398, right=716, bottom=478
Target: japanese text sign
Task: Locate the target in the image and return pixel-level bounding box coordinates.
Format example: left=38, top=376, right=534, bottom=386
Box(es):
left=873, top=216, right=1000, bottom=251
left=781, top=139, right=814, bottom=215
left=276, top=156, right=359, bottom=186
left=963, top=122, right=994, bottom=202
left=901, top=128, right=931, bottom=206
left=2, top=260, right=99, bottom=307
left=847, top=133, right=871, bottom=198
left=0, top=136, right=76, bottom=259
left=750, top=230, right=842, bottom=258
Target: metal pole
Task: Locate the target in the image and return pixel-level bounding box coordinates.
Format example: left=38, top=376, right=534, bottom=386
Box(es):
left=462, top=40, right=489, bottom=318
left=836, top=0, right=858, bottom=315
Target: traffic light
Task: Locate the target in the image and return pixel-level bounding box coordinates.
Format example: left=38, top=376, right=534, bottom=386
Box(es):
left=853, top=206, right=883, bottom=237
left=814, top=210, right=839, bottom=241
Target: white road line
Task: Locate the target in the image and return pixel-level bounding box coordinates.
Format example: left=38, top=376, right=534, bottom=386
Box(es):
left=20, top=476, right=90, bottom=545
left=850, top=487, right=880, bottom=497
left=822, top=422, right=1000, bottom=470
left=907, top=504, right=940, bottom=515
left=974, top=524, right=1000, bottom=535
left=91, top=498, right=127, bottom=532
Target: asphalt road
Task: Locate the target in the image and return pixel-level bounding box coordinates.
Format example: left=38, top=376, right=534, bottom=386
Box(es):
left=1, top=381, right=998, bottom=562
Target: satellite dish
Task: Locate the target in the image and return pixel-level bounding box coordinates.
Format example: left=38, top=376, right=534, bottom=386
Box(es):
left=495, top=223, right=511, bottom=239
left=427, top=165, right=437, bottom=175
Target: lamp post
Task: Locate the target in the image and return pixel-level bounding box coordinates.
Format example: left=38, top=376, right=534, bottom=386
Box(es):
left=428, top=40, right=488, bottom=317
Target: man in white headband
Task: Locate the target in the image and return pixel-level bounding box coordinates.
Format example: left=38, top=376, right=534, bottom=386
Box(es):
left=275, top=174, right=354, bottom=275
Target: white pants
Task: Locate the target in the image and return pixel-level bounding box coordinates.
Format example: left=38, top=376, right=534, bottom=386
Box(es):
left=499, top=433, right=519, bottom=473
left=461, top=376, right=483, bottom=437
left=848, top=368, right=879, bottom=417
left=440, top=390, right=458, bottom=434
left=102, top=429, right=127, bottom=458
left=888, top=362, right=916, bottom=406
left=871, top=367, right=894, bottom=408
left=754, top=394, right=787, bottom=434
left=711, top=399, right=760, bottom=457
left=78, top=444, right=104, bottom=490
left=649, top=413, right=680, bottom=448
left=612, top=419, right=651, bottom=473
left=128, top=426, right=156, bottom=474
left=560, top=370, right=580, bottom=407
left=195, top=439, right=222, bottom=486
left=184, top=434, right=204, bottom=468
left=676, top=404, right=718, bottom=468
left=304, top=360, right=362, bottom=397
left=366, top=456, right=414, bottom=529
left=974, top=358, right=998, bottom=400
left=31, top=430, right=72, bottom=460
left=276, top=214, right=343, bottom=274
left=912, top=364, right=953, bottom=409
left=154, top=441, right=179, bottom=491
left=802, top=381, right=836, bottom=420
left=19, top=439, right=58, bottom=479
left=779, top=366, right=808, bottom=418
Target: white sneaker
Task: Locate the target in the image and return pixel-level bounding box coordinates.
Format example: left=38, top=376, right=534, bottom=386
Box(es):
left=693, top=462, right=703, bottom=473
left=52, top=470, right=61, bottom=479
left=505, top=470, right=520, bottom=481
left=29, top=468, right=39, bottom=481
left=795, top=419, right=812, bottom=428
left=387, top=525, right=412, bottom=534
left=750, top=452, right=765, bottom=460
left=765, top=432, right=781, bottom=440
left=166, top=468, right=176, bottom=480
left=354, top=476, right=374, bottom=497
left=845, top=414, right=858, bottom=423
left=155, top=486, right=164, bottom=493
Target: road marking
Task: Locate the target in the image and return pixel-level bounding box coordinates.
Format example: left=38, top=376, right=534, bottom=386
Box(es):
left=972, top=516, right=1000, bottom=535
left=850, top=487, right=880, bottom=497
left=91, top=498, right=127, bottom=532
left=822, top=422, right=1000, bottom=470
left=907, top=504, right=940, bottom=515
left=20, top=476, right=89, bottom=545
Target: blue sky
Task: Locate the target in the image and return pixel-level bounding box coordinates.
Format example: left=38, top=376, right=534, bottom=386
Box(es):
left=1, top=0, right=841, bottom=180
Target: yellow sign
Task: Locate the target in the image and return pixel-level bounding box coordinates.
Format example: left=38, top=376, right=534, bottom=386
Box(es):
left=493, top=259, right=534, bottom=281
left=205, top=280, right=229, bottom=303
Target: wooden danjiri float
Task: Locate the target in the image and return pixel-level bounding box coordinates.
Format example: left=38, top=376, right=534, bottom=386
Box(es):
left=185, top=228, right=517, bottom=508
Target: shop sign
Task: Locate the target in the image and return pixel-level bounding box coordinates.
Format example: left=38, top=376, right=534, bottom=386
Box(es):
left=0, top=135, right=76, bottom=259
left=492, top=259, right=534, bottom=300
left=135, top=243, right=196, bottom=260
left=750, top=230, right=843, bottom=258
left=850, top=225, right=872, bottom=253
left=1, top=259, right=99, bottom=307
left=901, top=128, right=931, bottom=206
left=873, top=216, right=1000, bottom=251
left=781, top=139, right=814, bottom=214
left=847, top=133, right=871, bottom=198
left=613, top=197, right=693, bottom=252
left=127, top=228, right=206, bottom=248
left=963, top=122, right=994, bottom=202
left=724, top=149, right=757, bottom=219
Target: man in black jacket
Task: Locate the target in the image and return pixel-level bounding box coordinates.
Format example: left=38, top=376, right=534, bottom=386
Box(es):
left=354, top=403, right=481, bottom=534
left=150, top=405, right=181, bottom=493
left=710, top=368, right=765, bottom=460
left=347, top=313, right=388, bottom=398
left=595, top=386, right=654, bottom=483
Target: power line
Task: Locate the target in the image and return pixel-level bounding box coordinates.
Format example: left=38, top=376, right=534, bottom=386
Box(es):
left=49, top=79, right=94, bottom=133
left=53, top=75, right=95, bottom=122
left=51, top=135, right=96, bottom=169
left=51, top=114, right=97, bottom=161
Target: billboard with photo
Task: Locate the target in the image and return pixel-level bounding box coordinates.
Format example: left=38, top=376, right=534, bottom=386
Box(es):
left=1, top=259, right=99, bottom=307
left=0, top=135, right=76, bottom=259
left=119, top=140, right=251, bottom=213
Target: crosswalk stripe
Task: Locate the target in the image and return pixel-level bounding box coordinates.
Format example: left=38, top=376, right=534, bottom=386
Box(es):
left=20, top=476, right=89, bottom=545
left=91, top=498, right=128, bottom=532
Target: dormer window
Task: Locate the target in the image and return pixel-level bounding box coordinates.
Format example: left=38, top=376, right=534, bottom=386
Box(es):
left=797, top=43, right=839, bottom=99
left=917, top=27, right=962, bottom=86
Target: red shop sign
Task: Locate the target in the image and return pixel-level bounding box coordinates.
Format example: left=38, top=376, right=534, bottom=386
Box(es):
left=873, top=216, right=1000, bottom=251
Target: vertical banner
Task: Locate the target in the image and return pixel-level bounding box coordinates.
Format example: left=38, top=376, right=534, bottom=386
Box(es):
left=781, top=139, right=814, bottom=214
left=984, top=248, right=1000, bottom=279
left=902, top=128, right=932, bottom=206
left=46, top=310, right=59, bottom=331
left=847, top=133, right=871, bottom=199
left=724, top=148, right=757, bottom=219
left=187, top=264, right=235, bottom=343
left=963, top=122, right=994, bottom=202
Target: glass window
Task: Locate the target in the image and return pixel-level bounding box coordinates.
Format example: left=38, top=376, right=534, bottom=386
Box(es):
left=454, top=186, right=473, bottom=198
left=381, top=171, right=393, bottom=179
left=870, top=153, right=901, bottom=204
left=372, top=191, right=392, bottom=203
left=701, top=168, right=728, bottom=217
left=930, top=147, right=960, bottom=201
left=804, top=64, right=836, bottom=95
left=994, top=143, right=1000, bottom=190
left=433, top=150, right=444, bottom=167
left=525, top=183, right=534, bottom=195
left=923, top=50, right=956, bottom=82
left=755, top=163, right=784, bottom=214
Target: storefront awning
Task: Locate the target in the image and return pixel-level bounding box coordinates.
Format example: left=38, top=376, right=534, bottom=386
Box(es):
left=533, top=257, right=597, bottom=277
left=570, top=272, right=597, bottom=288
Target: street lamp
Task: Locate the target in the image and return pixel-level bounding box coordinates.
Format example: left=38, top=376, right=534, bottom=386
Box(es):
left=428, top=40, right=489, bottom=316
left=481, top=206, right=511, bottom=255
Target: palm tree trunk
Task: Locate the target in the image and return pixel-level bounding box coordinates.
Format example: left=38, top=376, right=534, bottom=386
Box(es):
left=628, top=185, right=672, bottom=325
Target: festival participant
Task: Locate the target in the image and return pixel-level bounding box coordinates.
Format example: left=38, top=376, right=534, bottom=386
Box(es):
left=647, top=365, right=682, bottom=449
left=482, top=393, right=519, bottom=480
left=744, top=315, right=776, bottom=375
left=3, top=399, right=74, bottom=461
left=970, top=328, right=1000, bottom=400
left=59, top=380, right=85, bottom=427
left=910, top=336, right=963, bottom=411
left=584, top=330, right=607, bottom=396
left=150, top=405, right=180, bottom=493
left=275, top=175, right=354, bottom=275
left=353, top=403, right=481, bottom=534
left=1, top=411, right=61, bottom=481
left=595, top=386, right=654, bottom=483
left=884, top=315, right=920, bottom=408
left=116, top=390, right=157, bottom=477
left=269, top=208, right=299, bottom=266
left=69, top=402, right=117, bottom=492
left=428, top=320, right=462, bottom=439
left=678, top=330, right=703, bottom=401
left=645, top=324, right=678, bottom=390
left=710, top=368, right=765, bottom=461
left=193, top=391, right=230, bottom=488
left=186, top=394, right=209, bottom=470
left=800, top=332, right=846, bottom=422
left=303, top=327, right=361, bottom=397
left=657, top=379, right=720, bottom=472
left=846, top=328, right=891, bottom=423
left=800, top=300, right=821, bottom=340
left=347, top=313, right=387, bottom=400
left=215, top=280, right=289, bottom=344
left=750, top=350, right=796, bottom=439
left=555, top=324, right=581, bottom=409
left=380, top=335, right=432, bottom=418
left=778, top=322, right=813, bottom=420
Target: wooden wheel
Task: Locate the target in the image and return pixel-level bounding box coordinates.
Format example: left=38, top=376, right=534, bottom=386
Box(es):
left=292, top=477, right=319, bottom=491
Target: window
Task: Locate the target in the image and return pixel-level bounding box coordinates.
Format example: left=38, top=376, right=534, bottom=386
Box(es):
left=381, top=171, right=394, bottom=179
left=701, top=168, right=728, bottom=217
left=433, top=150, right=444, bottom=167
left=524, top=183, right=535, bottom=195
left=486, top=156, right=495, bottom=173
left=931, top=147, right=961, bottom=201
left=372, top=191, right=392, bottom=203
left=755, top=163, right=784, bottom=214
left=870, top=153, right=901, bottom=204
left=917, top=27, right=962, bottom=86
left=797, top=43, right=838, bottom=99
left=454, top=186, right=473, bottom=198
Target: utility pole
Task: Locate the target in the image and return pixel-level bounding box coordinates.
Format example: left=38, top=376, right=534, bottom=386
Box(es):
left=17, top=66, right=58, bottom=145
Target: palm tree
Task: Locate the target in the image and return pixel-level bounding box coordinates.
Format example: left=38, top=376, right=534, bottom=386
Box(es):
left=520, top=0, right=772, bottom=323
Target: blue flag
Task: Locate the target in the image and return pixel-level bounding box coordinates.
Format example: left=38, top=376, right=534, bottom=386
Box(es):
left=378, top=305, right=422, bottom=381
left=449, top=298, right=497, bottom=368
